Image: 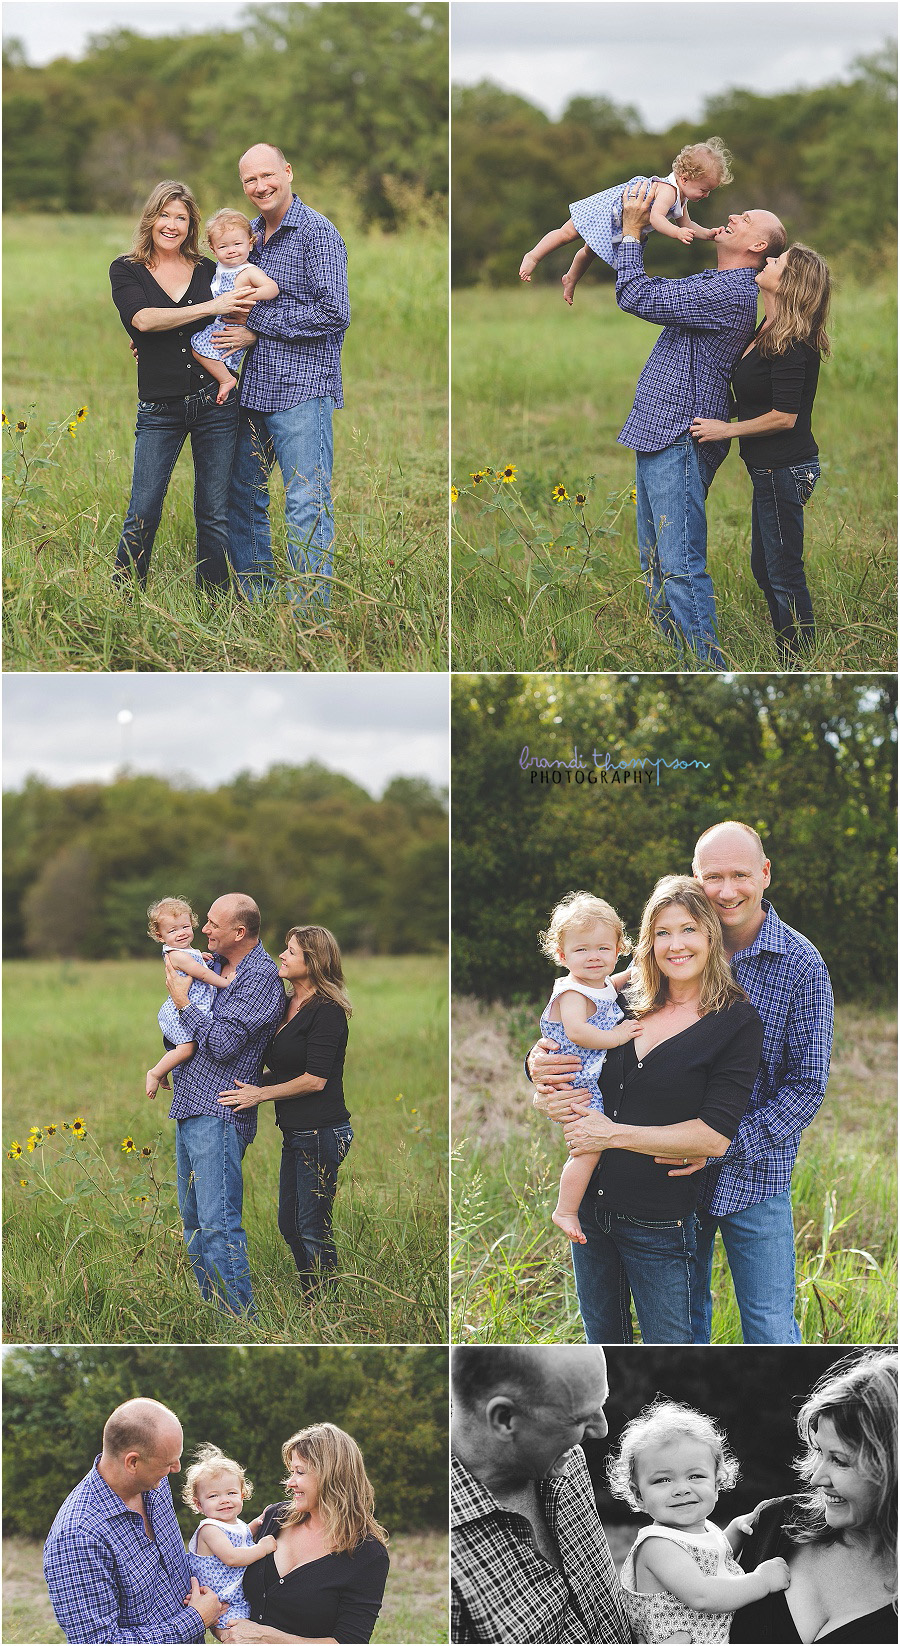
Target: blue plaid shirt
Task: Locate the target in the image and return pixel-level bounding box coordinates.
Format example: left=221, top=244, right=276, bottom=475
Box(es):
left=699, top=902, right=834, bottom=1216
left=43, top=1462, right=204, bottom=1644
left=167, top=941, right=286, bottom=1139
left=615, top=240, right=759, bottom=473
left=240, top=193, right=349, bottom=412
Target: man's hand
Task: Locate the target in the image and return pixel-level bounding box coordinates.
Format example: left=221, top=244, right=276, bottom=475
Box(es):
left=654, top=1154, right=708, bottom=1176
left=620, top=178, right=658, bottom=239
left=527, top=1038, right=582, bottom=1086
left=185, top=1578, right=227, bottom=1626
left=690, top=417, right=732, bottom=443
left=533, top=1088, right=591, bottom=1122
left=563, top=1111, right=618, bottom=1155
left=165, top=955, right=191, bottom=1011
left=213, top=324, right=257, bottom=354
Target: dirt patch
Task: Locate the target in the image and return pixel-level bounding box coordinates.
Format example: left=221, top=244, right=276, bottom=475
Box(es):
left=452, top=997, right=535, bottom=1143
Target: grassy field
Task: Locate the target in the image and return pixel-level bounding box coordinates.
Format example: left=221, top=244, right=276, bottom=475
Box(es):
left=452, top=997, right=897, bottom=1345
left=1, top=1531, right=449, bottom=1645
left=3, top=215, right=448, bottom=672
left=3, top=955, right=448, bottom=1345
left=451, top=276, right=897, bottom=670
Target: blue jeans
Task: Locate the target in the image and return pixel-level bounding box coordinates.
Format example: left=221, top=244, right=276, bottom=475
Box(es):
left=692, top=1190, right=801, bottom=1344
left=277, top=1123, right=353, bottom=1290
left=571, top=1192, right=698, bottom=1343
left=175, top=1116, right=256, bottom=1317
left=115, top=385, right=238, bottom=587
left=228, top=397, right=335, bottom=604
left=635, top=437, right=725, bottom=668
left=748, top=461, right=819, bottom=662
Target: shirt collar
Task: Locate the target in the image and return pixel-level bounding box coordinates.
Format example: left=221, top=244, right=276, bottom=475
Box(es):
left=251, top=192, right=305, bottom=239
left=731, top=899, right=787, bottom=960
left=450, top=1449, right=580, bottom=1529
left=88, top=1457, right=160, bottom=1522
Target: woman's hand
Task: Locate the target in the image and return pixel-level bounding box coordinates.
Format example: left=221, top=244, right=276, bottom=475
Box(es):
left=218, top=1081, right=267, bottom=1111
left=563, top=1111, right=620, bottom=1155
left=165, top=955, right=191, bottom=1011
left=210, top=289, right=257, bottom=318
left=690, top=417, right=733, bottom=443
left=620, top=179, right=658, bottom=238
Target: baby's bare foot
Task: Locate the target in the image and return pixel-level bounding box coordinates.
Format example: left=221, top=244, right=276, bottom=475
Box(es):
left=519, top=253, right=537, bottom=282
left=561, top=272, right=577, bottom=306
left=216, top=375, right=237, bottom=405
left=553, top=1209, right=587, bottom=1244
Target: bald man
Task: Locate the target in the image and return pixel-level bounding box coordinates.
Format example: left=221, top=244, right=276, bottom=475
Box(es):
left=451, top=1346, right=630, bottom=1643
left=163, top=894, right=285, bottom=1317
left=615, top=183, right=787, bottom=669
left=44, top=1399, right=226, bottom=1644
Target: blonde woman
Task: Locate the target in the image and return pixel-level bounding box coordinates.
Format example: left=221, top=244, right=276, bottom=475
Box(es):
left=691, top=243, right=832, bottom=663
left=216, top=1423, right=389, bottom=1646
left=218, top=926, right=353, bottom=1292
left=109, top=180, right=257, bottom=588
left=535, top=876, right=763, bottom=1344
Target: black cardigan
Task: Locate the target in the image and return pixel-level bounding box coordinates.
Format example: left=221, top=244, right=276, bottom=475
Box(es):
left=261, top=994, right=350, bottom=1130
left=732, top=334, right=821, bottom=467
left=243, top=1503, right=389, bottom=1644
left=730, top=1496, right=897, bottom=1643
left=109, top=255, right=218, bottom=400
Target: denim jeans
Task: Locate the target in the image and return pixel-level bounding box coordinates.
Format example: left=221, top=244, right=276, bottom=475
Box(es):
left=115, top=385, right=238, bottom=587
left=635, top=437, right=725, bottom=668
left=692, top=1190, right=802, bottom=1344
left=277, top=1122, right=353, bottom=1291
left=228, top=397, right=335, bottom=605
left=571, top=1192, right=698, bottom=1343
left=175, top=1116, right=256, bottom=1317
left=747, top=461, right=819, bottom=663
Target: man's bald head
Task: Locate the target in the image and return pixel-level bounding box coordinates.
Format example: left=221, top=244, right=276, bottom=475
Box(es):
left=103, top=1398, right=182, bottom=1460
left=239, top=142, right=288, bottom=175
left=693, top=820, right=767, bottom=875
left=212, top=894, right=261, bottom=941
left=452, top=1344, right=607, bottom=1415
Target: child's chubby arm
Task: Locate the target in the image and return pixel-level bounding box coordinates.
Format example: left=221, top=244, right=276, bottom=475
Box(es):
left=648, top=182, right=694, bottom=243
left=557, top=989, right=641, bottom=1050
left=234, top=266, right=280, bottom=302
left=166, top=950, right=231, bottom=988
left=636, top=1534, right=790, bottom=1613
left=194, top=1523, right=278, bottom=1567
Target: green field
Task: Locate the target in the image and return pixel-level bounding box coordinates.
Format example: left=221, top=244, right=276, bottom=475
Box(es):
left=3, top=215, right=448, bottom=672
left=1, top=1531, right=449, bottom=1645
left=3, top=956, right=448, bottom=1344
left=451, top=277, right=897, bottom=670
left=452, top=998, right=897, bottom=1345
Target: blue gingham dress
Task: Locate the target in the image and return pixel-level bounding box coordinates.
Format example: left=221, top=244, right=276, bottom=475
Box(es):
left=570, top=172, right=683, bottom=269
left=621, top=1520, right=742, bottom=1643
left=539, top=976, right=623, bottom=1112
left=187, top=1517, right=253, bottom=1623
left=191, top=262, right=251, bottom=371
left=157, top=946, right=217, bottom=1046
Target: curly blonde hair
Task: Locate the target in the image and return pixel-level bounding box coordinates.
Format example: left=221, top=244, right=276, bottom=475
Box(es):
left=626, top=875, right=746, bottom=1019
left=182, top=1442, right=253, bottom=1510
left=538, top=891, right=631, bottom=963
left=205, top=208, right=255, bottom=252
left=278, top=1423, right=388, bottom=1555
left=758, top=242, right=833, bottom=360
left=607, top=1398, right=740, bottom=1513
left=672, top=136, right=733, bottom=186
left=147, top=896, right=197, bottom=940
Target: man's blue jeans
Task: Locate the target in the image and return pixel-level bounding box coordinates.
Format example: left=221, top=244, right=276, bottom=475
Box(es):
left=692, top=1190, right=802, bottom=1344
left=175, top=1116, right=256, bottom=1317
left=228, top=397, right=335, bottom=605
left=635, top=436, right=725, bottom=668
left=277, top=1123, right=353, bottom=1292
left=571, top=1195, right=697, bottom=1343
left=115, top=385, right=237, bottom=588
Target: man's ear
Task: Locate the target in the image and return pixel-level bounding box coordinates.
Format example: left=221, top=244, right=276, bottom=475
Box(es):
left=485, top=1395, right=518, bottom=1440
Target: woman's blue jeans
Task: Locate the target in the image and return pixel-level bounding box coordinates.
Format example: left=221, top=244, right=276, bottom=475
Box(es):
left=571, top=1191, right=698, bottom=1343
left=114, top=384, right=238, bottom=587
left=278, top=1123, right=353, bottom=1291
left=747, top=461, right=819, bottom=662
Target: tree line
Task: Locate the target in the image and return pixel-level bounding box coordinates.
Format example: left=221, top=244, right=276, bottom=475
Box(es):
left=451, top=675, right=897, bottom=1001
left=3, top=2, right=447, bottom=229
left=452, top=45, right=896, bottom=284
left=3, top=1346, right=447, bottom=1541
left=3, top=763, right=448, bottom=959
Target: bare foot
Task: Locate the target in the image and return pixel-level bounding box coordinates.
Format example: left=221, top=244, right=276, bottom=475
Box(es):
left=146, top=1071, right=160, bottom=1100
left=553, top=1209, right=587, bottom=1244
left=216, top=374, right=237, bottom=405
left=561, top=272, right=577, bottom=306
left=519, top=253, right=537, bottom=282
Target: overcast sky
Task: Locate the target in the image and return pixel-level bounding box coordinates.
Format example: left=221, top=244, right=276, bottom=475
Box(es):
left=452, top=1, right=896, bottom=125
left=3, top=676, right=449, bottom=795
left=4, top=1, right=249, bottom=63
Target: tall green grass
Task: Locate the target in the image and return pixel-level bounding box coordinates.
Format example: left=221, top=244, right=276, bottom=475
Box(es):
left=3, top=956, right=448, bottom=1344
left=452, top=998, right=897, bottom=1344
left=3, top=216, right=448, bottom=671
left=451, top=278, right=896, bottom=670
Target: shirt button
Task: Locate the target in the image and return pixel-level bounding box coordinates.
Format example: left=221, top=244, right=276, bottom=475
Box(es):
left=181, top=348, right=186, bottom=353
left=637, top=1061, right=643, bottom=1068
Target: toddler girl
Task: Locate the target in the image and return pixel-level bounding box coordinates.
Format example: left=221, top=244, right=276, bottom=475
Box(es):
left=191, top=209, right=280, bottom=403
left=607, top=1398, right=790, bottom=1643
left=182, top=1443, right=277, bottom=1626
left=519, top=137, right=732, bottom=305
left=538, top=892, right=640, bottom=1244
left=145, top=897, right=230, bottom=1100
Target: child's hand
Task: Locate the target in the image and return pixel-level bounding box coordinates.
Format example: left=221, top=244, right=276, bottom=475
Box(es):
left=609, top=1019, right=642, bottom=1045
left=248, top=1514, right=264, bottom=1536
left=258, top=1534, right=278, bottom=1555
left=759, top=1556, right=791, bottom=1593
left=728, top=1513, right=758, bottom=1539
left=676, top=227, right=695, bottom=243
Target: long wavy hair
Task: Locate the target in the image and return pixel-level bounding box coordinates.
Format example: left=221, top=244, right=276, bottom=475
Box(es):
left=785, top=1350, right=897, bottom=1581
left=284, top=925, right=352, bottom=1018
left=758, top=242, right=832, bottom=359
left=129, top=180, right=204, bottom=268
left=278, top=1424, right=388, bottom=1554
left=626, top=875, right=746, bottom=1019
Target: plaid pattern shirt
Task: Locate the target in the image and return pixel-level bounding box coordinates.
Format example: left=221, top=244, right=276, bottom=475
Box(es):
left=240, top=193, right=349, bottom=412
left=615, top=240, right=759, bottom=473
left=451, top=1451, right=631, bottom=1644
left=167, top=941, right=285, bottom=1139
left=698, top=902, right=834, bottom=1216
left=43, top=1462, right=204, bottom=1644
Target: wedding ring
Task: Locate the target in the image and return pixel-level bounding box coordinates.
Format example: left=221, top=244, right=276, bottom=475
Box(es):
left=682, top=1157, right=688, bottom=1165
